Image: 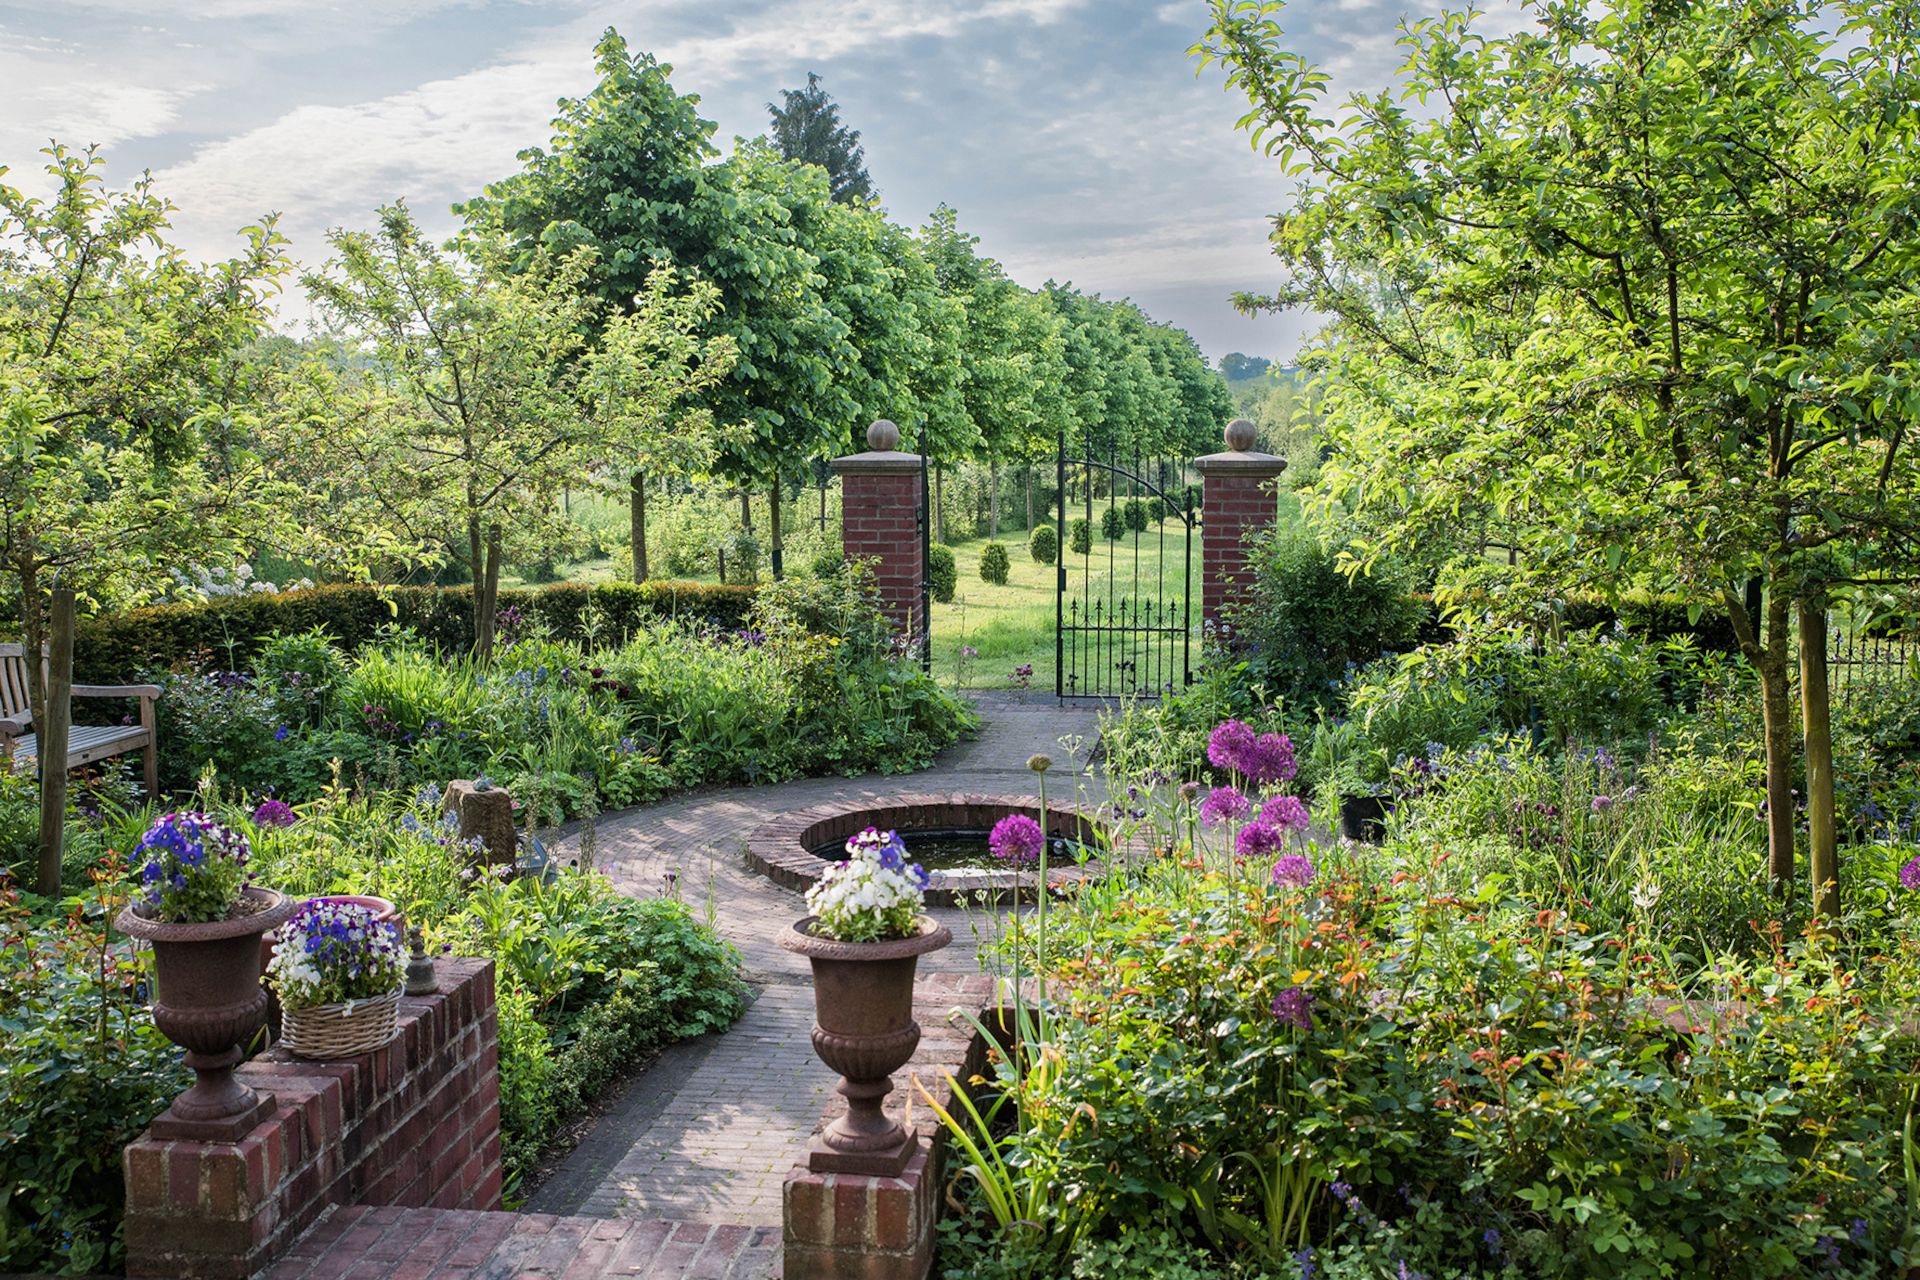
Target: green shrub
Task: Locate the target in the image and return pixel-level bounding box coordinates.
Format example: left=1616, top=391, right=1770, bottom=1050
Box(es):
left=942, top=838, right=1920, bottom=1280
left=1145, top=496, right=1167, bottom=522
left=928, top=545, right=957, bottom=604
left=1, top=881, right=187, bottom=1275
left=1100, top=505, right=1125, bottom=540
left=1229, top=529, right=1426, bottom=710
left=1122, top=498, right=1148, bottom=532
left=68, top=581, right=758, bottom=682
left=979, top=543, right=1011, bottom=585
left=1029, top=525, right=1058, bottom=567
left=808, top=548, right=845, bottom=578
left=1069, top=519, right=1092, bottom=556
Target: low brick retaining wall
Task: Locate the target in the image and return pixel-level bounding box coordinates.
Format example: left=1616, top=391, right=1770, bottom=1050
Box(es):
left=746, top=792, right=1124, bottom=905
left=123, top=957, right=502, bottom=1279
left=783, top=971, right=1006, bottom=1280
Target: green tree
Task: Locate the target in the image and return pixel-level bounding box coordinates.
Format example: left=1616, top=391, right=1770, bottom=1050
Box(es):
left=303, top=205, right=616, bottom=659
left=0, top=145, right=294, bottom=730
left=767, top=72, right=875, bottom=205
left=1199, top=0, right=1920, bottom=907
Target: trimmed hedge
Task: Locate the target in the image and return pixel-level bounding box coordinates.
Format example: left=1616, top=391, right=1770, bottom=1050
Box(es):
left=979, top=543, right=1011, bottom=585
left=71, top=581, right=759, bottom=681
left=928, top=546, right=958, bottom=604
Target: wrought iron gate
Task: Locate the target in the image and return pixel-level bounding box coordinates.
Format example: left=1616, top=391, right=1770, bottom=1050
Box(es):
left=1055, top=443, right=1195, bottom=700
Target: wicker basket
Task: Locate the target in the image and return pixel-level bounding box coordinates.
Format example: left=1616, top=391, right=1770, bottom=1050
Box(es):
left=279, top=988, right=402, bottom=1060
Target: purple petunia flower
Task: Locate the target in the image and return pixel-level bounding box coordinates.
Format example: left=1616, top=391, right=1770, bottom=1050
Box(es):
left=1271, top=853, right=1315, bottom=888
left=1271, top=986, right=1313, bottom=1030
left=1236, top=821, right=1286, bottom=859
left=988, top=814, right=1046, bottom=863
left=252, top=799, right=297, bottom=828
left=1901, top=855, right=1920, bottom=892
left=1199, top=785, right=1250, bottom=827
left=1260, top=794, right=1311, bottom=833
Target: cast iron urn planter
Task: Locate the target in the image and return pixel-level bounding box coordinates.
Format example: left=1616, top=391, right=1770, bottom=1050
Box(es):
left=116, top=886, right=300, bottom=1141
left=780, top=914, right=952, bottom=1176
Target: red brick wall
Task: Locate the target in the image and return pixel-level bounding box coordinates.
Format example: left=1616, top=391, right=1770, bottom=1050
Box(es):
left=840, top=469, right=923, bottom=643
left=1201, top=471, right=1282, bottom=628
left=123, top=958, right=502, bottom=1279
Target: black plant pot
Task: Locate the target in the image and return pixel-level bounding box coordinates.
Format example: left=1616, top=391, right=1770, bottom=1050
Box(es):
left=1339, top=794, right=1390, bottom=843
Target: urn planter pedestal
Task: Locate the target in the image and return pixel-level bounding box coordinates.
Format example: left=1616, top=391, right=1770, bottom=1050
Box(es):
left=780, top=915, right=952, bottom=1177
left=115, top=886, right=299, bottom=1141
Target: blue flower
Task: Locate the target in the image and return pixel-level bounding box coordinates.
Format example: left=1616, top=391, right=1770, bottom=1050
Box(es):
left=273, top=725, right=290, bottom=742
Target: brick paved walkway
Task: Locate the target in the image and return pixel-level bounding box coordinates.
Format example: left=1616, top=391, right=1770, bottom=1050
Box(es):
left=261, top=697, right=1102, bottom=1277
left=528, top=694, right=1104, bottom=1229
left=264, top=1205, right=780, bottom=1279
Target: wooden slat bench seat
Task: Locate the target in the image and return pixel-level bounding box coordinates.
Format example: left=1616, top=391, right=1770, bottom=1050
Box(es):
left=0, top=645, right=159, bottom=796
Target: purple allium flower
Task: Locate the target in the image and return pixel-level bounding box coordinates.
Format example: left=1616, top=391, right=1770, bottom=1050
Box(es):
left=1260, top=794, right=1311, bottom=833
left=1207, top=719, right=1256, bottom=773
left=988, top=814, right=1046, bottom=863
left=1901, top=855, right=1920, bottom=892
left=1177, top=781, right=1203, bottom=804
left=1244, top=732, right=1298, bottom=785
left=1271, top=986, right=1313, bottom=1030
left=1236, top=821, right=1285, bottom=859
left=1590, top=794, right=1613, bottom=813
left=1271, top=853, right=1316, bottom=888
left=1199, top=785, right=1251, bottom=827
left=251, top=799, right=297, bottom=828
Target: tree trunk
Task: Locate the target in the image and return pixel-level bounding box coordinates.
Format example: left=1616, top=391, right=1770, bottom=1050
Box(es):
left=630, top=471, right=648, bottom=583
left=989, top=457, right=1000, bottom=540
left=1800, top=597, right=1838, bottom=921
left=467, top=517, right=485, bottom=653
left=769, top=478, right=784, bottom=580
left=475, top=523, right=502, bottom=664
left=1024, top=467, right=1034, bottom=533
left=36, top=586, right=73, bottom=897
left=935, top=465, right=947, bottom=544
left=739, top=489, right=752, bottom=535
left=1756, top=650, right=1797, bottom=895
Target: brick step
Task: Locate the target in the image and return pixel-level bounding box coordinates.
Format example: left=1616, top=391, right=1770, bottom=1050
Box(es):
left=259, top=1204, right=780, bottom=1279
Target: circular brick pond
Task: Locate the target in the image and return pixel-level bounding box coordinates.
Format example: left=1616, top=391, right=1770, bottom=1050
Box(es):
left=744, top=792, right=1133, bottom=905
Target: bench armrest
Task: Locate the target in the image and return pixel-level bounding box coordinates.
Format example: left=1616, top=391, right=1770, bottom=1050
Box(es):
left=72, top=684, right=163, bottom=700
left=0, top=716, right=28, bottom=740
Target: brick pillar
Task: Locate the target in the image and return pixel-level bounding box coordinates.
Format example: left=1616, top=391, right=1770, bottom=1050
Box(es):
left=1194, top=417, right=1287, bottom=630
left=831, top=419, right=925, bottom=646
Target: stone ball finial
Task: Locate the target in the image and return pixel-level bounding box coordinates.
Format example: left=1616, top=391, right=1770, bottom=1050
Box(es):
left=867, top=419, right=900, bottom=451
left=1224, top=418, right=1258, bottom=452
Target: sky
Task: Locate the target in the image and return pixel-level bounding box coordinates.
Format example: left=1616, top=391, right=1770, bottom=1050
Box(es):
left=0, top=0, right=1527, bottom=364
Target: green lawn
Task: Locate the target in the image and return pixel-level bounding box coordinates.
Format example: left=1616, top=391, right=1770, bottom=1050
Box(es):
left=932, top=493, right=1303, bottom=693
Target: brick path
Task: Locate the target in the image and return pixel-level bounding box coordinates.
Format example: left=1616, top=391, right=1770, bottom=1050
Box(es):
left=530, top=694, right=1103, bottom=1226
left=263, top=695, right=1103, bottom=1278
left=263, top=1205, right=780, bottom=1279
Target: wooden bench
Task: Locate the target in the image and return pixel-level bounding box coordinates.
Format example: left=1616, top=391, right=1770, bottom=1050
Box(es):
left=0, top=642, right=160, bottom=796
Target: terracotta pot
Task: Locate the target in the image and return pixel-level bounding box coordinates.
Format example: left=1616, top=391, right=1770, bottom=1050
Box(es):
left=115, top=886, right=300, bottom=1141
left=779, top=915, right=952, bottom=1176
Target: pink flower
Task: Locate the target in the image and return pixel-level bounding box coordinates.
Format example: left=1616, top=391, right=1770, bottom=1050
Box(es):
left=1271, top=853, right=1315, bottom=888
left=988, top=814, right=1045, bottom=863
left=1199, top=786, right=1251, bottom=827
left=1259, top=794, right=1311, bottom=833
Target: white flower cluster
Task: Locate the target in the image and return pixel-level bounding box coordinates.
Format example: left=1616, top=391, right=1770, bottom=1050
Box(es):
left=805, top=827, right=930, bottom=943
left=164, top=562, right=315, bottom=601
left=266, top=900, right=406, bottom=1012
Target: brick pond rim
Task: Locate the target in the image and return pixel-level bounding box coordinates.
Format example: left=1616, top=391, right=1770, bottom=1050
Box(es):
left=744, top=791, right=1143, bottom=905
